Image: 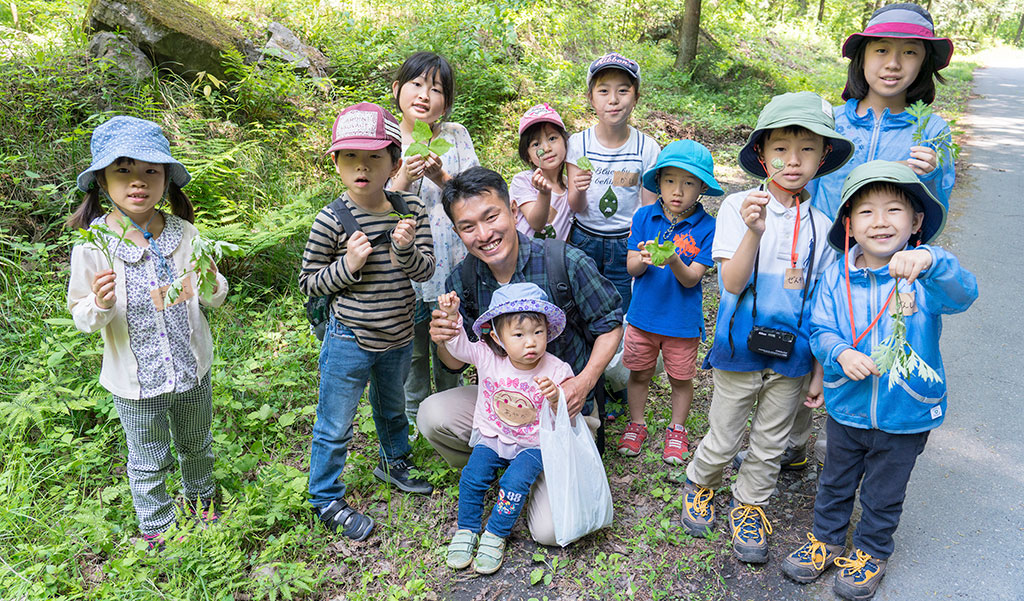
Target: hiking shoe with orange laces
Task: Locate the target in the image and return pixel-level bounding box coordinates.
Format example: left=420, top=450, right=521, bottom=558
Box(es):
left=680, top=480, right=715, bottom=536
left=617, top=422, right=648, bottom=456
left=833, top=549, right=887, bottom=600
left=727, top=501, right=773, bottom=563
left=782, top=532, right=845, bottom=583
left=662, top=426, right=689, bottom=465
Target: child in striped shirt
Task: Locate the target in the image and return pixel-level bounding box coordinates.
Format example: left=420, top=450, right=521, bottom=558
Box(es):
left=299, top=102, right=435, bottom=540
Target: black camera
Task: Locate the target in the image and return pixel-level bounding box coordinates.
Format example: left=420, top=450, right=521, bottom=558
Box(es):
left=747, top=326, right=796, bottom=359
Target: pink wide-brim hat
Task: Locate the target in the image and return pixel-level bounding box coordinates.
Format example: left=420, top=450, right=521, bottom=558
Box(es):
left=842, top=2, right=953, bottom=70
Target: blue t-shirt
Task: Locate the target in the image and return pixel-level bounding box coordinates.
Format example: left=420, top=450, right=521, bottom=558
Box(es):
left=707, top=189, right=835, bottom=377
left=626, top=202, right=715, bottom=339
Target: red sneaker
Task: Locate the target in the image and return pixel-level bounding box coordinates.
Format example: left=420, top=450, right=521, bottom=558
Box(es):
left=617, top=422, right=648, bottom=456
left=663, top=426, right=689, bottom=465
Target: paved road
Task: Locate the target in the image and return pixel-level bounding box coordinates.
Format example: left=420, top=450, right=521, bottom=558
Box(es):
left=874, top=47, right=1024, bottom=601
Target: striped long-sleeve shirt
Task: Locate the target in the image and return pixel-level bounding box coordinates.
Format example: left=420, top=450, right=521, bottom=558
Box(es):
left=299, top=191, right=434, bottom=351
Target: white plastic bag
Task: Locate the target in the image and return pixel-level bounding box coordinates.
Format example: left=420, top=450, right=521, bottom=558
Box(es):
left=539, top=391, right=614, bottom=546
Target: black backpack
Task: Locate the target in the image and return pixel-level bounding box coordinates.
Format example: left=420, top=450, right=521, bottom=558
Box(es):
left=459, top=238, right=608, bottom=453
left=304, top=192, right=410, bottom=341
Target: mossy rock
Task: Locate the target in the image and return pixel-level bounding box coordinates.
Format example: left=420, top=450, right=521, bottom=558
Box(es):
left=84, top=0, right=256, bottom=79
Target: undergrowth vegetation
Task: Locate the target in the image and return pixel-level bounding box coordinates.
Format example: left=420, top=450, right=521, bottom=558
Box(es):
left=0, top=0, right=977, bottom=599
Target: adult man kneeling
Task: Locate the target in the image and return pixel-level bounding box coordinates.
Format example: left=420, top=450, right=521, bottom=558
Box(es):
left=418, top=167, right=623, bottom=546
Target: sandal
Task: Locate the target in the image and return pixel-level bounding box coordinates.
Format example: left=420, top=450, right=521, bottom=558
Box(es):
left=446, top=529, right=479, bottom=569
left=317, top=499, right=374, bottom=541
left=473, top=530, right=506, bottom=575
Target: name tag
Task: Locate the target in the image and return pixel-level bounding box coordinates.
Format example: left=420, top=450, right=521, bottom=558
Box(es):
left=784, top=267, right=804, bottom=290
left=889, top=290, right=917, bottom=316
left=150, top=278, right=194, bottom=311
left=612, top=171, right=639, bottom=187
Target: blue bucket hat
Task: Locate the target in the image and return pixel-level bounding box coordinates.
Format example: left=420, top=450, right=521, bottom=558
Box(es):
left=76, top=116, right=191, bottom=193
left=472, top=282, right=566, bottom=341
left=828, top=160, right=946, bottom=251
left=642, top=140, right=723, bottom=196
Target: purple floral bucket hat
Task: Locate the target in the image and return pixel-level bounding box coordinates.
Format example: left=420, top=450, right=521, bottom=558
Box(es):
left=472, top=282, right=566, bottom=341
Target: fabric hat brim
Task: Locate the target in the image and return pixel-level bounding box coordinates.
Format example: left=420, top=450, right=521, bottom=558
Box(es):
left=325, top=138, right=395, bottom=156
left=842, top=33, right=953, bottom=71
left=642, top=160, right=723, bottom=196
left=738, top=122, right=855, bottom=180
left=76, top=147, right=191, bottom=192
left=518, top=115, right=566, bottom=136
left=472, top=298, right=567, bottom=341
left=827, top=166, right=947, bottom=251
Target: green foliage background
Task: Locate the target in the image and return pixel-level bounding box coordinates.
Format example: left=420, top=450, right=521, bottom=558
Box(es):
left=0, top=0, right=981, bottom=599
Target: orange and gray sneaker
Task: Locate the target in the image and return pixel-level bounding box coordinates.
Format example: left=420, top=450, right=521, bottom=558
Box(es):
left=833, top=549, right=887, bottom=600
left=680, top=480, right=716, bottom=537
left=727, top=500, right=773, bottom=563
left=662, top=425, right=689, bottom=465
left=617, top=422, right=648, bottom=456
left=782, top=532, right=845, bottom=583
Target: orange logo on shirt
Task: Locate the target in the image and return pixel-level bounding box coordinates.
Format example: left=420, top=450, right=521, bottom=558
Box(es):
left=673, top=232, right=700, bottom=259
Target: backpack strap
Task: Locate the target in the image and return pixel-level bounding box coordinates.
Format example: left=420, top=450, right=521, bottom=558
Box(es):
left=385, top=190, right=410, bottom=216
left=460, top=255, right=480, bottom=337
left=328, top=196, right=360, bottom=239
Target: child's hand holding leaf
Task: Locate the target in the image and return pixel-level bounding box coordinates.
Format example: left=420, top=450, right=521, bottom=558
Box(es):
left=531, top=168, right=553, bottom=193
left=888, top=249, right=932, bottom=284
left=907, top=145, right=938, bottom=175
left=740, top=190, right=770, bottom=235
left=837, top=348, right=880, bottom=381
left=91, top=269, right=117, bottom=309
left=391, top=216, right=416, bottom=250
left=644, top=236, right=677, bottom=267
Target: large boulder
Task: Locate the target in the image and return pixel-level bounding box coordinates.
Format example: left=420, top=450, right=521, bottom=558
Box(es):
left=84, top=0, right=257, bottom=79
left=88, top=32, right=153, bottom=80
left=262, top=22, right=328, bottom=78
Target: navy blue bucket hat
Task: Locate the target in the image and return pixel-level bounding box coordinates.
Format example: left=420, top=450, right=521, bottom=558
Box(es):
left=76, top=116, right=191, bottom=192
left=642, top=139, right=723, bottom=196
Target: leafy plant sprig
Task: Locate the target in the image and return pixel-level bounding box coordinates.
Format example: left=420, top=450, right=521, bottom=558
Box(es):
left=165, top=235, right=241, bottom=305
left=906, top=100, right=959, bottom=168
left=404, top=119, right=452, bottom=158
left=868, top=284, right=942, bottom=389
left=575, top=156, right=593, bottom=171
left=761, top=158, right=785, bottom=188
left=388, top=211, right=415, bottom=220
left=72, top=216, right=137, bottom=270
left=645, top=234, right=676, bottom=267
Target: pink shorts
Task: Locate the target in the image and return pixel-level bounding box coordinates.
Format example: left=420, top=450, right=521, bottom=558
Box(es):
left=622, top=324, right=699, bottom=381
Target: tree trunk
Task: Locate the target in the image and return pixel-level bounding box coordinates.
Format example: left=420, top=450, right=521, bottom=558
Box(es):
left=674, top=0, right=702, bottom=70
left=1016, top=12, right=1024, bottom=46
left=817, top=0, right=825, bottom=22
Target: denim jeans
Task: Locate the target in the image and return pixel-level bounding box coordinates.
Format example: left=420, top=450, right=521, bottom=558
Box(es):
left=457, top=445, right=543, bottom=538
left=812, top=417, right=929, bottom=559
left=569, top=226, right=632, bottom=313
left=308, top=317, right=413, bottom=508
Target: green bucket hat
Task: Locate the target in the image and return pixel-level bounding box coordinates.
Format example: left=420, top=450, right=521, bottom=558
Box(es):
left=827, top=160, right=947, bottom=251
left=738, top=91, right=854, bottom=180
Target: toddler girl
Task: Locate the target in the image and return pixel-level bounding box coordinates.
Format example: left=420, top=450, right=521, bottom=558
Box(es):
left=438, top=283, right=573, bottom=574
left=67, top=116, right=227, bottom=549
left=510, top=103, right=572, bottom=240
left=389, top=51, right=480, bottom=424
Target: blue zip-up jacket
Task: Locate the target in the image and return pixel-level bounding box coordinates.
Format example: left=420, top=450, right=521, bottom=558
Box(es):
left=810, top=245, right=977, bottom=434
left=810, top=99, right=955, bottom=219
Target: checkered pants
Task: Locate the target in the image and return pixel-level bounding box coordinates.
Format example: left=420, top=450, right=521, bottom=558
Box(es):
left=112, top=373, right=215, bottom=535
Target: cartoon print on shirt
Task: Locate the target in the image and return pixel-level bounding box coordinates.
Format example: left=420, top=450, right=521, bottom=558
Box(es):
left=492, top=389, right=537, bottom=427
left=673, top=232, right=701, bottom=260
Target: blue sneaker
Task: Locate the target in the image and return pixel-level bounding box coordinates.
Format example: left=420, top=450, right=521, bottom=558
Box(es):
left=727, top=500, right=772, bottom=563
left=680, top=480, right=716, bottom=537
left=833, top=549, right=887, bottom=600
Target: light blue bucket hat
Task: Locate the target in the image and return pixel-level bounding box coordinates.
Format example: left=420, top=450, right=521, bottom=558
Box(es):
left=472, top=282, right=566, bottom=341
left=642, top=140, right=723, bottom=196
left=76, top=116, right=191, bottom=192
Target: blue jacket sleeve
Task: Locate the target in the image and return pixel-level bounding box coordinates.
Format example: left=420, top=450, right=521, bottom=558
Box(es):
left=916, top=245, right=978, bottom=315
left=810, top=267, right=854, bottom=370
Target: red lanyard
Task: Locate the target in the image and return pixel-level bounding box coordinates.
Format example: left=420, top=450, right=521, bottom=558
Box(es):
left=843, top=217, right=898, bottom=346
left=789, top=200, right=801, bottom=269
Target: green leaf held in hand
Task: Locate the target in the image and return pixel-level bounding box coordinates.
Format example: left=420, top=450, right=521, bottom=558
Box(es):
left=906, top=99, right=958, bottom=169
left=389, top=211, right=415, bottom=220
left=868, top=284, right=943, bottom=390
left=645, top=235, right=676, bottom=267
left=165, top=234, right=240, bottom=306
left=761, top=158, right=785, bottom=188
left=72, top=216, right=137, bottom=270
left=403, top=119, right=452, bottom=158
left=576, top=156, right=593, bottom=171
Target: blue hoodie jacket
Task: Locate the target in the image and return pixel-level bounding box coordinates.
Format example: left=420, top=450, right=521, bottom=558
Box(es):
left=810, top=99, right=956, bottom=219
left=810, top=245, right=977, bottom=434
